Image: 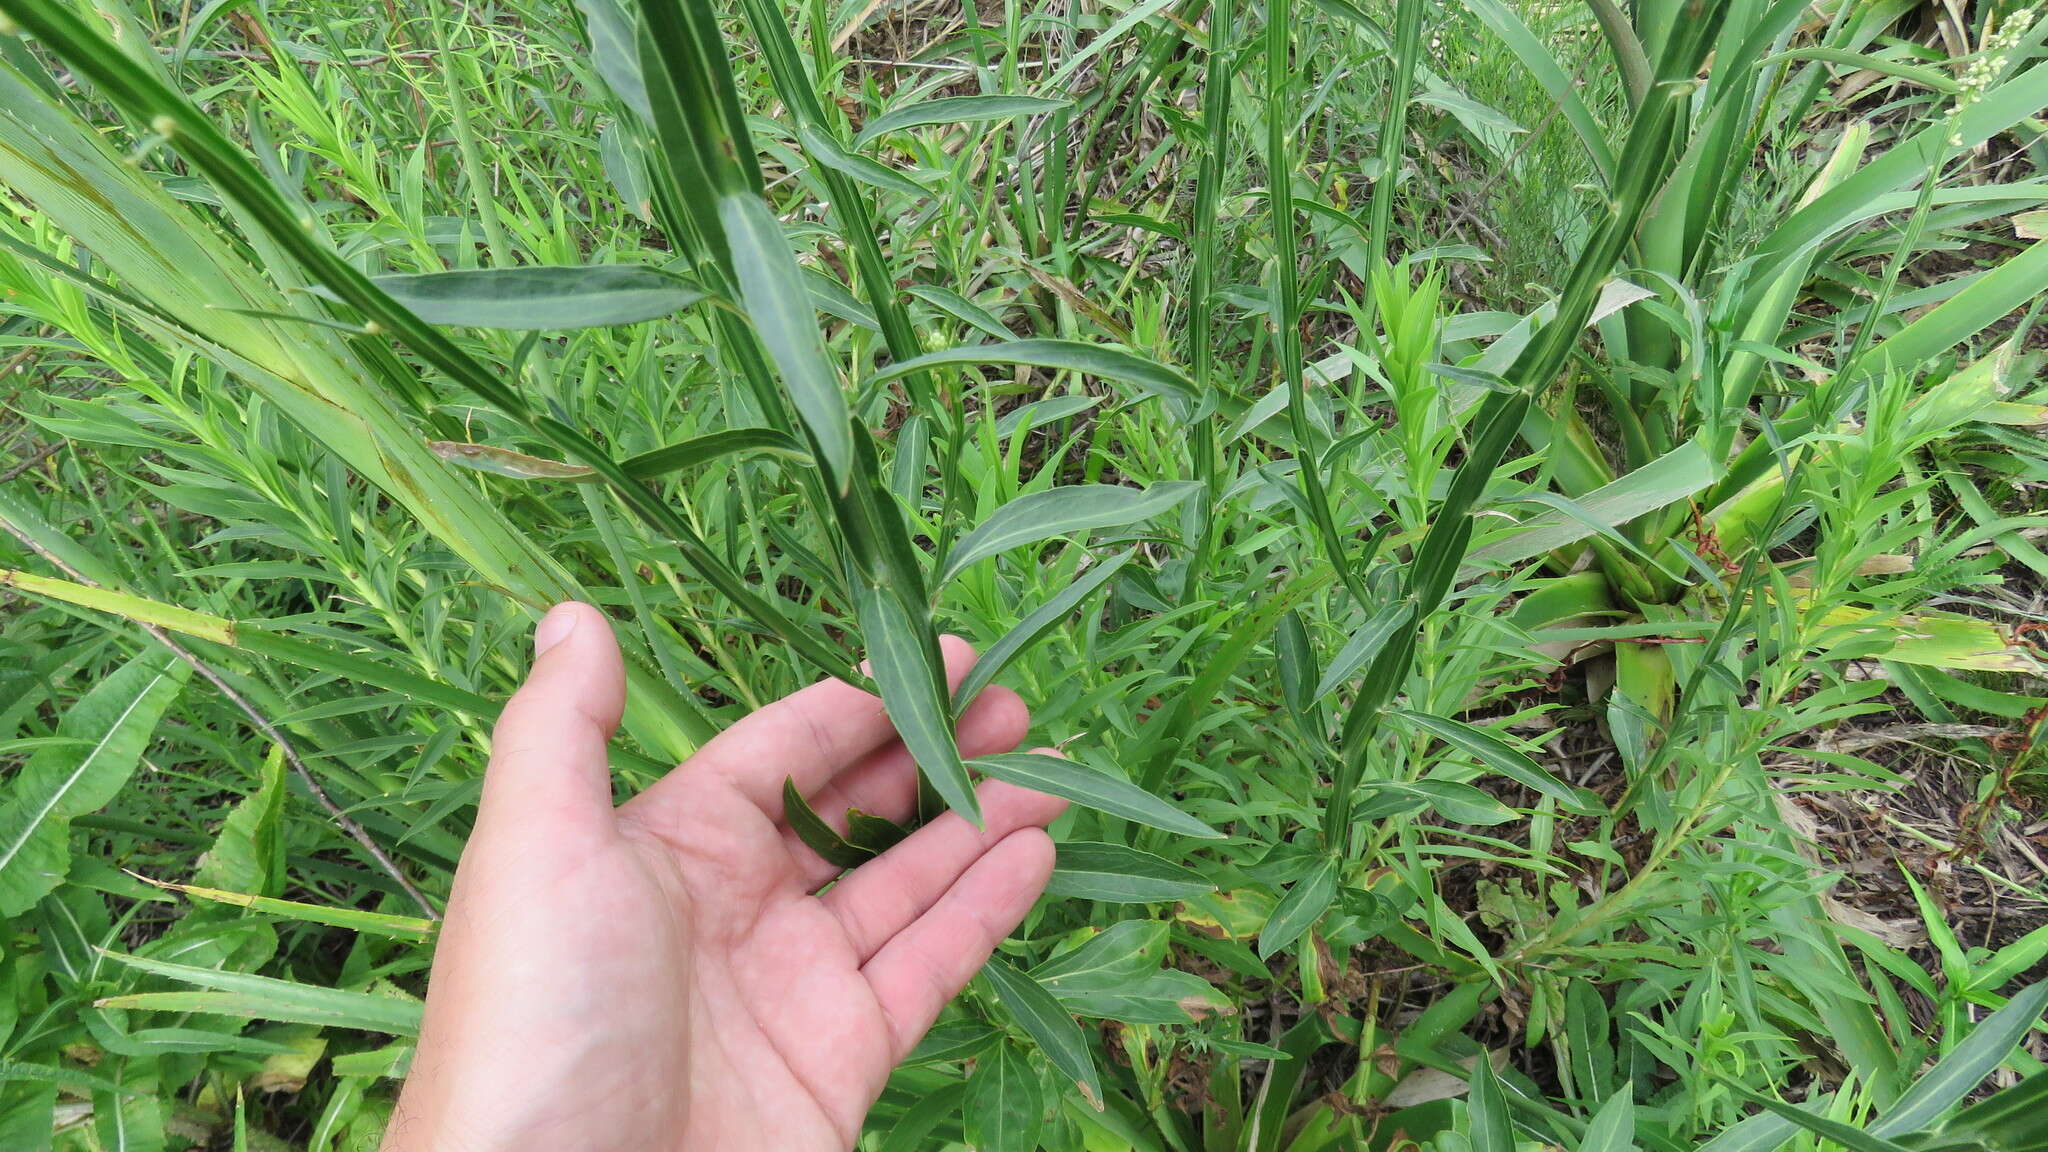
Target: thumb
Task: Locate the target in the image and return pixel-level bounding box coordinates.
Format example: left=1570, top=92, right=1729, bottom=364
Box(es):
left=477, top=601, right=625, bottom=837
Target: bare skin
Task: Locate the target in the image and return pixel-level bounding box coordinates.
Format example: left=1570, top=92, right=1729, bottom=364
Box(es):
left=384, top=602, right=1066, bottom=1152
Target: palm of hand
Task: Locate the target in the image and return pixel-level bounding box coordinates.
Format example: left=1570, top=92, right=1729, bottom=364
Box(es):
left=389, top=605, right=1063, bottom=1152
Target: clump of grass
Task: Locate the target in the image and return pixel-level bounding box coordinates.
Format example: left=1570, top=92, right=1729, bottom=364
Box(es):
left=2, top=0, right=2046, bottom=1148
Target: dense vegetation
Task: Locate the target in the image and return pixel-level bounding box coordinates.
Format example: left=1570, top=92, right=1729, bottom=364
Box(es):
left=2, top=0, right=2046, bottom=1147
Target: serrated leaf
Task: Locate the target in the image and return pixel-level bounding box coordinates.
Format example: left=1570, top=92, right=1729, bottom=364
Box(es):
left=940, top=483, right=1199, bottom=585
left=973, top=753, right=1219, bottom=838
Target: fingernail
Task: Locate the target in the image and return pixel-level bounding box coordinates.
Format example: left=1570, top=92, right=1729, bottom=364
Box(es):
left=534, top=603, right=581, bottom=656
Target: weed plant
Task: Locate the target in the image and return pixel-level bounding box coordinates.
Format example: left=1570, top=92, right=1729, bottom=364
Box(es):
left=1, top=0, right=2047, bottom=1148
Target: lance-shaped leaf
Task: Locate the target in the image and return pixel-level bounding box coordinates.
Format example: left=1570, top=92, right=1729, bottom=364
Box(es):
left=782, top=777, right=874, bottom=869
left=857, top=583, right=978, bottom=825
left=1387, top=710, right=1596, bottom=812
left=974, top=753, right=1220, bottom=838
left=1045, top=841, right=1213, bottom=903
left=955, top=550, right=1133, bottom=708
left=1869, top=980, right=2048, bottom=1137
left=96, top=952, right=421, bottom=1036
left=981, top=956, right=1102, bottom=1108
left=357, top=265, right=706, bottom=330
left=719, top=193, right=854, bottom=488
left=1257, top=857, right=1337, bottom=958
left=854, top=94, right=1072, bottom=147
left=0, top=651, right=187, bottom=916
left=940, top=483, right=1200, bottom=585
left=867, top=339, right=1199, bottom=408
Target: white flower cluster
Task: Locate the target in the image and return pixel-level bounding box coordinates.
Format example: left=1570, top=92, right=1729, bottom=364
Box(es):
left=1952, top=6, right=2037, bottom=140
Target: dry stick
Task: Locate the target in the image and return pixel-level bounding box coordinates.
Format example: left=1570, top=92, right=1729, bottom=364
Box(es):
left=0, top=440, right=63, bottom=484
left=0, top=517, right=441, bottom=920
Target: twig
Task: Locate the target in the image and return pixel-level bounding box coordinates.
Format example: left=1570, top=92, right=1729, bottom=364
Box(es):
left=0, top=517, right=441, bottom=920
left=0, top=441, right=64, bottom=484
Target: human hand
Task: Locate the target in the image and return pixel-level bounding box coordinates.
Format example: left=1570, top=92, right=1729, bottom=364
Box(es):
left=385, top=602, right=1067, bottom=1152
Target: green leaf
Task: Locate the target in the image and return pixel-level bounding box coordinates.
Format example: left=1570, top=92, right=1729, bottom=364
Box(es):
left=718, top=192, right=854, bottom=487
left=867, top=339, right=1198, bottom=407
left=781, top=777, right=874, bottom=869
left=940, top=483, right=1200, bottom=585
left=361, top=265, right=705, bottom=330
left=95, top=952, right=421, bottom=1036
left=1257, top=857, right=1337, bottom=958
left=573, top=0, right=650, bottom=120
left=1580, top=1086, right=1636, bottom=1152
left=1051, top=969, right=1231, bottom=1025
left=192, top=746, right=286, bottom=897
left=153, top=882, right=434, bottom=942
left=1720, top=1084, right=1915, bottom=1152
left=964, top=1042, right=1045, bottom=1152
left=1943, top=1070, right=2048, bottom=1147
left=1460, top=440, right=1720, bottom=573
left=1030, top=921, right=1169, bottom=993
left=955, top=550, right=1133, bottom=708
left=856, top=583, right=978, bottom=825
left=972, top=753, right=1220, bottom=838
left=982, top=956, right=1102, bottom=1108
left=854, top=94, right=1071, bottom=147
left=0, top=651, right=187, bottom=916
left=1870, top=980, right=2048, bottom=1137
left=1468, top=1057, right=1514, bottom=1152
left=1310, top=600, right=1409, bottom=701
left=1044, top=841, right=1214, bottom=903
left=843, top=808, right=912, bottom=855
left=797, top=122, right=931, bottom=199
left=903, top=1021, right=1001, bottom=1067
left=619, top=428, right=811, bottom=479
left=1388, top=709, right=1595, bottom=812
